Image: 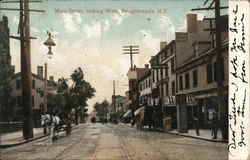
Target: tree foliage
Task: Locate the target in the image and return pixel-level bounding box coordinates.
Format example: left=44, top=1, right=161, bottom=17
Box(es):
left=0, top=16, right=13, bottom=121
left=93, top=99, right=109, bottom=122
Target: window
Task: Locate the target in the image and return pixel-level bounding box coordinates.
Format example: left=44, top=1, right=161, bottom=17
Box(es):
left=32, top=96, right=34, bottom=108
left=194, top=43, right=199, bottom=57
left=146, top=80, right=148, bottom=88
left=179, top=75, right=183, bottom=90
left=16, top=80, right=21, bottom=90
left=193, top=70, right=198, bottom=87
left=206, top=64, right=213, bottom=84
left=32, top=80, right=35, bottom=89
left=165, top=64, right=168, bottom=77
left=185, top=73, right=190, bottom=89
left=152, top=70, right=155, bottom=83
left=149, top=78, right=151, bottom=87
left=172, top=81, right=175, bottom=95
left=214, top=59, right=224, bottom=81
left=165, top=82, right=169, bottom=96
left=171, top=58, right=175, bottom=73
left=156, top=69, right=159, bottom=81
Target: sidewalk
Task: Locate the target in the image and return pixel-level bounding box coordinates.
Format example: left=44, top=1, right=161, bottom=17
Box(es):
left=1, top=128, right=47, bottom=147
left=120, top=123, right=226, bottom=143
left=0, top=124, right=83, bottom=148
left=164, top=129, right=226, bottom=143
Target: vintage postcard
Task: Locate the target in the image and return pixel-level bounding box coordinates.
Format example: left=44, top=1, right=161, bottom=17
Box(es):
left=0, top=0, right=249, bottom=160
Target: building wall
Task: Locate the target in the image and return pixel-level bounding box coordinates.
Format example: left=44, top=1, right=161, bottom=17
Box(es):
left=176, top=19, right=211, bottom=67
left=177, top=48, right=228, bottom=95
left=10, top=74, right=57, bottom=110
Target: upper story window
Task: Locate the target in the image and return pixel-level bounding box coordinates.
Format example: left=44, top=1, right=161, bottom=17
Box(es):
left=179, top=75, right=183, bottom=91
left=165, top=64, right=169, bottom=77
left=206, top=64, right=213, bottom=84
left=214, top=58, right=224, bottom=82
left=194, top=43, right=199, bottom=57
left=16, top=79, right=21, bottom=90
left=185, top=73, right=190, bottom=89
left=172, top=81, right=175, bottom=95
left=193, top=70, right=198, bottom=88
left=32, top=80, right=35, bottom=89
left=171, top=58, right=175, bottom=74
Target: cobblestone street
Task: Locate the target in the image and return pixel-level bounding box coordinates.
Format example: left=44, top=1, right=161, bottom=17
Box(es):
left=1, top=123, right=227, bottom=160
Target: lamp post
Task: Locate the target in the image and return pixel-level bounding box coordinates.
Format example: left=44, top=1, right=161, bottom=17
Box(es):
left=43, top=32, right=56, bottom=134
left=43, top=31, right=56, bottom=113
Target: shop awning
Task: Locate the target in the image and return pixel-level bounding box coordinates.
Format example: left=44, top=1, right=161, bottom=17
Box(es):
left=134, top=106, right=145, bottom=116
left=195, top=92, right=217, bottom=99
left=123, top=109, right=132, bottom=118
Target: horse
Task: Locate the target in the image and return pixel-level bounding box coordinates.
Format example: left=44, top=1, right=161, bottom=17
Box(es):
left=41, top=114, right=61, bottom=142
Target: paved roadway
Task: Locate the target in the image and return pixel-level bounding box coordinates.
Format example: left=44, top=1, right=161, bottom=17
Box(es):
left=1, top=123, right=227, bottom=160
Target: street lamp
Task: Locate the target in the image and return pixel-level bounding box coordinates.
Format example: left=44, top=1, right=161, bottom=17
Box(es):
left=43, top=31, right=56, bottom=114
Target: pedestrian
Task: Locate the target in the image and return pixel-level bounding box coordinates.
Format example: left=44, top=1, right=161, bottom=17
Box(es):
left=211, top=111, right=219, bottom=139
left=194, top=115, right=200, bottom=136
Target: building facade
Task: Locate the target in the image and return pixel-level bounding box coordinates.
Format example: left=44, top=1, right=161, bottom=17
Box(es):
left=10, top=66, right=57, bottom=120
left=175, top=15, right=228, bottom=132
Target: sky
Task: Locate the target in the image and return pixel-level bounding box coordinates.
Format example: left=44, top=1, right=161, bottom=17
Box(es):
left=0, top=0, right=228, bottom=113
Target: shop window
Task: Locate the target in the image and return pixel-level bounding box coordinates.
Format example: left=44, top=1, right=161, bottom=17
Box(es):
left=206, top=64, right=213, bottom=84
left=193, top=69, right=198, bottom=87
left=185, top=73, right=190, bottom=89
left=179, top=75, right=183, bottom=90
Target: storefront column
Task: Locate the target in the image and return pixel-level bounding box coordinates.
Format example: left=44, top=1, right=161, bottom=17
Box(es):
left=176, top=94, right=188, bottom=133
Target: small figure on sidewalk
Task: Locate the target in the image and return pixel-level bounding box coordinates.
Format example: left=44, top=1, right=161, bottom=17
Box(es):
left=194, top=115, right=200, bottom=136
left=211, top=111, right=219, bottom=139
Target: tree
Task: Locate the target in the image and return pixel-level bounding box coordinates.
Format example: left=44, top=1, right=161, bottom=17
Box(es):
left=57, top=77, right=68, bottom=93
left=0, top=16, right=13, bottom=122
left=93, top=99, right=109, bottom=122
left=69, top=67, right=96, bottom=125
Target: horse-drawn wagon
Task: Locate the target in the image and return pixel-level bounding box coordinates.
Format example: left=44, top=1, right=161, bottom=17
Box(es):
left=135, top=106, right=155, bottom=130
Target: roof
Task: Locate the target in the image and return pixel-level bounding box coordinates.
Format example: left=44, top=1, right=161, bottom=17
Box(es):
left=149, top=40, right=176, bottom=63
left=12, top=72, right=57, bottom=86
left=138, top=69, right=151, bottom=83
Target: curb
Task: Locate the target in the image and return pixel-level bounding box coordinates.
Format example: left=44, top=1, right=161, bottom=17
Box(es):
left=156, top=128, right=228, bottom=143
left=0, top=124, right=85, bottom=149
left=0, top=134, right=49, bottom=149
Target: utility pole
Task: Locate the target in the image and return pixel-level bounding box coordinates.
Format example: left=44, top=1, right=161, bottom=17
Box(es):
left=123, top=46, right=139, bottom=123
left=192, top=0, right=228, bottom=140
left=0, top=0, right=44, bottom=140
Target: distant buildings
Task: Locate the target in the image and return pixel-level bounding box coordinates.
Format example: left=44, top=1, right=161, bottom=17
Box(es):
left=10, top=66, right=57, bottom=120
left=114, top=13, right=228, bottom=135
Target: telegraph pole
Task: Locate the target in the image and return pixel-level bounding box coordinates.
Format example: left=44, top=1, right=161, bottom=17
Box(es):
left=192, top=0, right=228, bottom=140
left=0, top=0, right=44, bottom=139
left=123, top=46, right=139, bottom=123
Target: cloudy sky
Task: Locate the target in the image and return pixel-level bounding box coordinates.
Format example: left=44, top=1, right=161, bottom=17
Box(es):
left=0, top=0, right=227, bottom=112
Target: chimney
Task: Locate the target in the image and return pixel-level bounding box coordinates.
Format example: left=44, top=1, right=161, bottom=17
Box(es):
left=37, top=66, right=43, bottom=78
left=145, top=64, right=149, bottom=69
left=160, top=42, right=167, bottom=50
left=187, top=14, right=198, bottom=33
left=49, top=76, right=54, bottom=81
